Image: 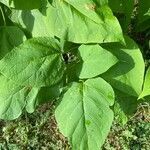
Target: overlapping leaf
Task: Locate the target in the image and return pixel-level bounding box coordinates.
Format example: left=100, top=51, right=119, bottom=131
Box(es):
left=10, top=9, right=54, bottom=37
left=10, top=0, right=124, bottom=43
left=76, top=44, right=118, bottom=78
left=0, top=26, right=26, bottom=59
left=0, top=37, right=65, bottom=119
left=55, top=77, right=114, bottom=150
left=0, top=75, right=28, bottom=120
left=0, top=74, right=62, bottom=120
left=0, top=37, right=65, bottom=87
left=26, top=83, right=62, bottom=113
left=49, top=0, right=124, bottom=43
left=101, top=36, right=145, bottom=97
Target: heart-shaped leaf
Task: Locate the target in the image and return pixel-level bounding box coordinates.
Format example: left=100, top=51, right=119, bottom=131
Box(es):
left=0, top=37, right=65, bottom=87
left=55, top=77, right=114, bottom=150
left=76, top=44, right=118, bottom=79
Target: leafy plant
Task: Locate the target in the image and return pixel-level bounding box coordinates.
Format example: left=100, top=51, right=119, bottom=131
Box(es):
left=0, top=0, right=149, bottom=149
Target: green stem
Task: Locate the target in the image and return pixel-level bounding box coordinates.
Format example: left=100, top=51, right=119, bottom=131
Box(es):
left=0, top=6, right=6, bottom=26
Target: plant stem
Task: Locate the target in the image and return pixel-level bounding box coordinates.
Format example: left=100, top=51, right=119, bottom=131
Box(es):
left=0, top=6, right=6, bottom=26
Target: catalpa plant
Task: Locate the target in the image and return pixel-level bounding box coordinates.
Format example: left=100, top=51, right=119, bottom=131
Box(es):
left=0, top=0, right=150, bottom=149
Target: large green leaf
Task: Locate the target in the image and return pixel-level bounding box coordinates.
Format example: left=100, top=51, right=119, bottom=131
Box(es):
left=76, top=44, right=118, bottom=79
left=10, top=9, right=54, bottom=37
left=0, top=37, right=65, bottom=87
left=0, top=0, right=42, bottom=10
left=0, top=74, right=61, bottom=120
left=55, top=77, right=114, bottom=150
left=139, top=67, right=150, bottom=99
left=49, top=0, right=124, bottom=43
left=0, top=75, right=27, bottom=120
left=101, top=36, right=145, bottom=97
left=0, top=26, right=26, bottom=59
left=10, top=0, right=124, bottom=43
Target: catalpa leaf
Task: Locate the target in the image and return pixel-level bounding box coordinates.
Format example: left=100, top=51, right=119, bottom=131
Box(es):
left=10, top=0, right=124, bottom=43
left=25, top=87, right=40, bottom=114
left=76, top=44, right=118, bottom=79
left=10, top=9, right=54, bottom=37
left=0, top=0, right=42, bottom=10
left=139, top=67, right=150, bottom=99
left=0, top=74, right=61, bottom=120
left=0, top=26, right=26, bottom=59
left=48, top=0, right=124, bottom=43
left=101, top=36, right=145, bottom=97
left=0, top=37, right=65, bottom=87
left=55, top=77, right=114, bottom=150
left=0, top=75, right=27, bottom=120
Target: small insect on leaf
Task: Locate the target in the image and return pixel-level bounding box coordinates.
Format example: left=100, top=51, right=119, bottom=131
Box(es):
left=63, top=52, right=77, bottom=64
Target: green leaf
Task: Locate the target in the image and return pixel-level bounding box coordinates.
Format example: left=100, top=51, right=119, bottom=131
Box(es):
left=25, top=87, right=40, bottom=113
left=0, top=74, right=61, bottom=120
left=101, top=36, right=145, bottom=97
left=114, top=89, right=138, bottom=125
left=11, top=0, right=124, bottom=43
left=0, top=0, right=42, bottom=10
left=48, top=0, right=124, bottom=43
left=26, top=83, right=62, bottom=113
left=92, top=0, right=108, bottom=6
left=0, top=37, right=65, bottom=87
left=139, top=67, right=150, bottom=99
left=0, top=75, right=27, bottom=120
left=0, top=26, right=26, bottom=59
left=108, top=0, right=123, bottom=12
left=76, top=44, right=118, bottom=79
left=55, top=77, right=114, bottom=150
left=10, top=9, right=54, bottom=37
